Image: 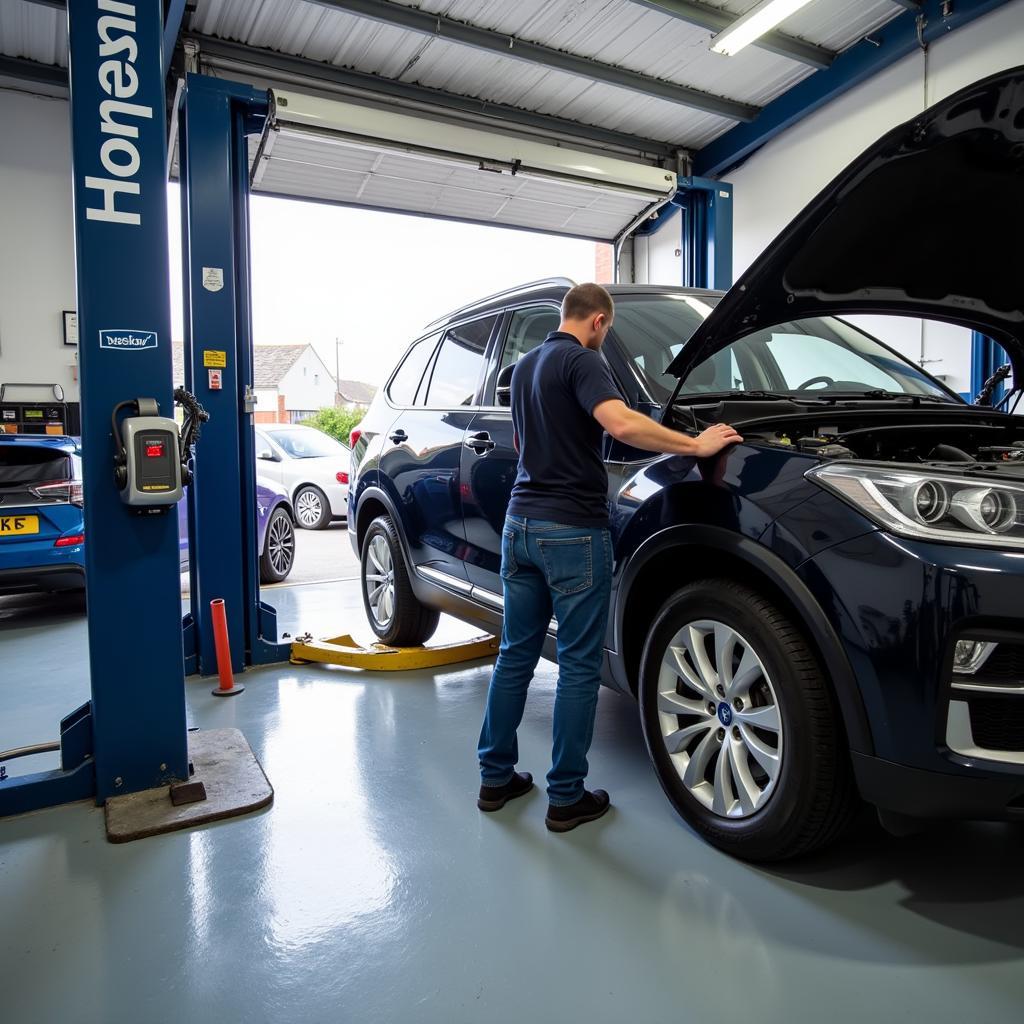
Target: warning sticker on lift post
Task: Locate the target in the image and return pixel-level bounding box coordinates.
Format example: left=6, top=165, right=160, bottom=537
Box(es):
left=208, top=369, right=223, bottom=391
left=203, top=350, right=227, bottom=368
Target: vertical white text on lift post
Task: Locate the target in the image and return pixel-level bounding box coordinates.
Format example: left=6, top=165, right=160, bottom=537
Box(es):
left=84, top=0, right=154, bottom=227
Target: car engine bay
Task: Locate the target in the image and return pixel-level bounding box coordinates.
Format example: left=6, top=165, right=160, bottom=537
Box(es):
left=680, top=400, right=1024, bottom=471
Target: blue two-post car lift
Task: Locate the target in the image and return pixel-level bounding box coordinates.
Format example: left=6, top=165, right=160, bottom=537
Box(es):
left=0, top=1, right=287, bottom=820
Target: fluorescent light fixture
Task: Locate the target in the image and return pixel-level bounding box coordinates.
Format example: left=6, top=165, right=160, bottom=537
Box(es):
left=710, top=0, right=816, bottom=57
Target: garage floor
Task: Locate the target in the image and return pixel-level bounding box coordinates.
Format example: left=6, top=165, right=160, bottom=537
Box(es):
left=2, top=580, right=1024, bottom=1023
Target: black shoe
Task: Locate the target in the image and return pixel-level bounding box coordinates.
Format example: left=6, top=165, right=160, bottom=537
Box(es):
left=545, top=789, right=611, bottom=832
left=478, top=772, right=534, bottom=812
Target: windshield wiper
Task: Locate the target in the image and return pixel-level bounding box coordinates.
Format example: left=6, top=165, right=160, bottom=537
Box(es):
left=677, top=390, right=810, bottom=403
left=827, top=390, right=955, bottom=404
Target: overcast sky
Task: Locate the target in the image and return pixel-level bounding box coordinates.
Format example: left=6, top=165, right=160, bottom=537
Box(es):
left=167, top=185, right=603, bottom=389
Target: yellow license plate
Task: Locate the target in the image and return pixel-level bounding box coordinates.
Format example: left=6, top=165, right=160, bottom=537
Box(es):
left=0, top=515, right=39, bottom=537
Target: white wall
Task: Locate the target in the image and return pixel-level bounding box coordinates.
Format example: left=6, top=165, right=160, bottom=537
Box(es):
left=280, top=347, right=337, bottom=413
left=728, top=0, right=1024, bottom=396
left=0, top=90, right=78, bottom=401
left=254, top=387, right=279, bottom=415
left=633, top=207, right=683, bottom=286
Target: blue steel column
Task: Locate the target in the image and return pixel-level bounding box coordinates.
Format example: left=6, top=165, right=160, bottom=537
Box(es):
left=705, top=181, right=733, bottom=290
left=67, top=1, right=188, bottom=800
left=179, top=75, right=283, bottom=675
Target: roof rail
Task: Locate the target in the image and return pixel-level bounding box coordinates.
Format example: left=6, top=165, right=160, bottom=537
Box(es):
left=425, top=277, right=576, bottom=330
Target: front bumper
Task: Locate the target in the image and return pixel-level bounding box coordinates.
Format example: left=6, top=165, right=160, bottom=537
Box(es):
left=853, top=752, right=1024, bottom=820
left=801, top=531, right=1024, bottom=819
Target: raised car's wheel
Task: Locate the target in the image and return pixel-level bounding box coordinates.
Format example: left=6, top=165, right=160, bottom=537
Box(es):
left=260, top=507, right=295, bottom=584
left=639, top=580, right=855, bottom=862
left=294, top=485, right=331, bottom=530
left=361, top=515, right=439, bottom=646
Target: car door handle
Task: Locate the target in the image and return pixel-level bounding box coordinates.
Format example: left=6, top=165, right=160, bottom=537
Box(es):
left=464, top=431, right=495, bottom=454
left=389, top=429, right=408, bottom=444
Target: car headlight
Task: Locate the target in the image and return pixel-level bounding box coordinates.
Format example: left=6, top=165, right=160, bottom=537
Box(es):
left=807, top=463, right=1024, bottom=548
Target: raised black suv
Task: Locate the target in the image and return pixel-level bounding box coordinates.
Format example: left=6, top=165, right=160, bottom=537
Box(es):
left=349, top=67, right=1024, bottom=860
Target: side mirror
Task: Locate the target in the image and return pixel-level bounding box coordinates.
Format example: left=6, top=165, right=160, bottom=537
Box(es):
left=495, top=363, right=515, bottom=408
left=257, top=449, right=276, bottom=462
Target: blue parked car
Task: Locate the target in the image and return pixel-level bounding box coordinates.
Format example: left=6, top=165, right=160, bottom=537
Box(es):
left=349, top=68, right=1024, bottom=860
left=1, top=435, right=296, bottom=593
left=177, top=480, right=296, bottom=585
left=0, top=435, right=85, bottom=593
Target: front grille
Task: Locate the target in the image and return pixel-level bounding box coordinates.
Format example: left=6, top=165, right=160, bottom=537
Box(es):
left=968, top=698, right=1024, bottom=752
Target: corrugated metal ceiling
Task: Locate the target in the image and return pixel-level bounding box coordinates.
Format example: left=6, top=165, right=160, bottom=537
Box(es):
left=0, top=0, right=67, bottom=69
left=3, top=1, right=904, bottom=150
left=186, top=0, right=903, bottom=149
left=1, top=0, right=907, bottom=239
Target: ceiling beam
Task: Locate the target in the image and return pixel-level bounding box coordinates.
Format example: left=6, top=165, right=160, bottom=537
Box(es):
left=19, top=0, right=65, bottom=8
left=630, top=0, right=835, bottom=69
left=302, top=0, right=759, bottom=122
left=191, top=34, right=679, bottom=161
left=889, top=1, right=924, bottom=10
left=694, top=0, right=1013, bottom=178
left=0, top=54, right=67, bottom=89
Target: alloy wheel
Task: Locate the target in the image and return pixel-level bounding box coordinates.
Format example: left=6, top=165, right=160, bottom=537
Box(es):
left=296, top=489, right=324, bottom=528
left=656, top=620, right=783, bottom=819
left=365, top=534, right=395, bottom=627
left=268, top=514, right=295, bottom=576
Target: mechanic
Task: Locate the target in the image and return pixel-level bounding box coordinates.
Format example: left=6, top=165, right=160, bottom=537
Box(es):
left=477, top=282, right=743, bottom=831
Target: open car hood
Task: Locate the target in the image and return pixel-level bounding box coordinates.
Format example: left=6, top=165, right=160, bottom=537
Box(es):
left=666, top=66, right=1024, bottom=383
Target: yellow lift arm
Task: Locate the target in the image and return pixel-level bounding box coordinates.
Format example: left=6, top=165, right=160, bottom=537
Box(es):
left=290, top=632, right=499, bottom=671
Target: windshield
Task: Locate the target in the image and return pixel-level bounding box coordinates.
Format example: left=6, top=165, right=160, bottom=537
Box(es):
left=609, top=294, right=957, bottom=405
left=267, top=428, right=348, bottom=459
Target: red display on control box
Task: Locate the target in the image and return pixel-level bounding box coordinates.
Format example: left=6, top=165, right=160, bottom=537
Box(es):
left=145, top=442, right=165, bottom=458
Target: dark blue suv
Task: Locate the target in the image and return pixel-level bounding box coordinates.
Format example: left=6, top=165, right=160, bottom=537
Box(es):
left=350, top=68, right=1024, bottom=860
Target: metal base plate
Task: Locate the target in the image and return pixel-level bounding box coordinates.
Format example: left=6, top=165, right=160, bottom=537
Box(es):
left=104, top=728, right=272, bottom=843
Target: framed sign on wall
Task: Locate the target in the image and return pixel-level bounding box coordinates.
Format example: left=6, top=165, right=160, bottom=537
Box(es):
left=63, top=310, right=78, bottom=346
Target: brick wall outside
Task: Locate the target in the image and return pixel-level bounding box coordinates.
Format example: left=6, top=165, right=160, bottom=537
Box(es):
left=255, top=395, right=287, bottom=424
left=594, top=243, right=614, bottom=284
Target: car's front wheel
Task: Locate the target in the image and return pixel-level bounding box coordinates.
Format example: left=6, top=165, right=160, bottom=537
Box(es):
left=361, top=515, right=439, bottom=646
left=639, top=580, right=855, bottom=862
left=294, top=485, right=331, bottom=530
left=260, top=507, right=296, bottom=584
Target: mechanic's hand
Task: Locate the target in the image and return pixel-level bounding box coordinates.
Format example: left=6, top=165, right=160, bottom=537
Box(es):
left=693, top=422, right=743, bottom=457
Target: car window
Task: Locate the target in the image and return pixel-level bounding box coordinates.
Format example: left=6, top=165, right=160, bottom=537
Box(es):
left=499, top=306, right=561, bottom=374
left=607, top=294, right=955, bottom=403
left=423, top=316, right=497, bottom=408
left=764, top=332, right=903, bottom=391
left=388, top=332, right=440, bottom=407
left=267, top=428, right=346, bottom=459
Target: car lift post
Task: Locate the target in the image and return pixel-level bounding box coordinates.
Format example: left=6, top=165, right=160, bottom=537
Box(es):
left=0, top=0, right=188, bottom=817
left=178, top=74, right=290, bottom=676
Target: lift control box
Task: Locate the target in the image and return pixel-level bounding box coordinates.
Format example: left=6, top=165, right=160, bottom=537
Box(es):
left=117, top=408, right=184, bottom=509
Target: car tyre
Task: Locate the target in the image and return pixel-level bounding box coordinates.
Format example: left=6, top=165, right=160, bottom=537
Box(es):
left=294, top=485, right=331, bottom=530
left=260, top=507, right=296, bottom=584
left=361, top=515, right=439, bottom=646
left=639, top=579, right=856, bottom=862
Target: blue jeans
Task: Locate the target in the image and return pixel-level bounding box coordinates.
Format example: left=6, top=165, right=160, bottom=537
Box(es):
left=477, top=516, right=613, bottom=806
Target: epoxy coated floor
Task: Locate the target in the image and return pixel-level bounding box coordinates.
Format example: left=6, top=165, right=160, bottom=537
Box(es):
left=2, top=582, right=1024, bottom=1024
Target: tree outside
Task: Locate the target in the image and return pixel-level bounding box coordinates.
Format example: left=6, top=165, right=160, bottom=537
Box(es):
left=301, top=406, right=365, bottom=445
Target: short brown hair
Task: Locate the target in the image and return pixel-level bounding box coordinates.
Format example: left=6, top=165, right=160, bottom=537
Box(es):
left=561, top=282, right=614, bottom=322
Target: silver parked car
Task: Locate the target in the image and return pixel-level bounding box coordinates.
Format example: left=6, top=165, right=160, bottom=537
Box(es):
left=255, top=424, right=350, bottom=530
